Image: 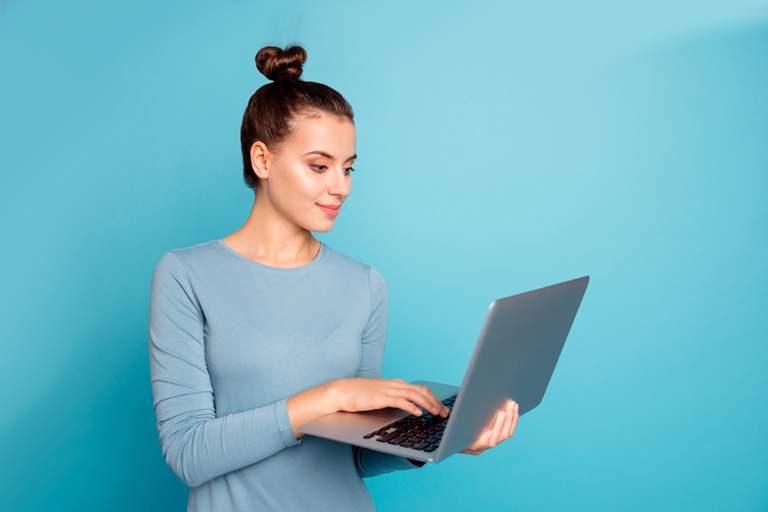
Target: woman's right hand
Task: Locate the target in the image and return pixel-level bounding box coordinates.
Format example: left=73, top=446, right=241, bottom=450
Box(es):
left=287, top=378, right=449, bottom=439
left=327, top=378, right=450, bottom=418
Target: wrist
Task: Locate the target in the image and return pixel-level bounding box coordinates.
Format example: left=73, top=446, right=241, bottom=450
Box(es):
left=287, top=379, right=345, bottom=439
left=322, top=379, right=344, bottom=415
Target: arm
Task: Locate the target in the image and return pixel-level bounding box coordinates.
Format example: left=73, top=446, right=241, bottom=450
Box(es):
left=148, top=253, right=299, bottom=488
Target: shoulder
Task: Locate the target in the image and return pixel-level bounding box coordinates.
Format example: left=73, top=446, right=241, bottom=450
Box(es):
left=151, top=240, right=223, bottom=285
left=153, top=240, right=229, bottom=274
left=166, top=240, right=224, bottom=267
left=321, top=244, right=387, bottom=296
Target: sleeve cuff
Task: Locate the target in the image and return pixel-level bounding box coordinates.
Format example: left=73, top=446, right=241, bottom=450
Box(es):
left=276, top=397, right=302, bottom=448
left=406, top=457, right=427, bottom=468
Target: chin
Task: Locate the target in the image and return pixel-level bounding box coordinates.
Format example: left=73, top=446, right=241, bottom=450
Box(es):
left=306, top=220, right=336, bottom=233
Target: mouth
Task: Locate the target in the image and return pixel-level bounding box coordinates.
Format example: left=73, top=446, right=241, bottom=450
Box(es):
left=317, top=203, right=341, bottom=217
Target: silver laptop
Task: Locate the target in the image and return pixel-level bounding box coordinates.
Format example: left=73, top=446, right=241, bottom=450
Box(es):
left=297, top=276, right=589, bottom=463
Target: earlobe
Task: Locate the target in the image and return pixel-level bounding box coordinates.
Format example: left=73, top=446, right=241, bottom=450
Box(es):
left=250, top=142, right=270, bottom=180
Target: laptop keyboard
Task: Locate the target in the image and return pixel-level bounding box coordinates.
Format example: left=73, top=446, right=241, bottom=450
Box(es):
left=361, top=393, right=457, bottom=453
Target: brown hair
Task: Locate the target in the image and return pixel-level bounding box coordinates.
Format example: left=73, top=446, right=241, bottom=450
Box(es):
left=240, top=45, right=355, bottom=190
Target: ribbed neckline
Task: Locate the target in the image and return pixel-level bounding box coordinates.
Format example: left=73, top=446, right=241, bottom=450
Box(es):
left=215, top=239, right=325, bottom=272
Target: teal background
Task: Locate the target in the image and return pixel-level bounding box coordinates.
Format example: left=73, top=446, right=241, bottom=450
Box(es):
left=1, top=0, right=767, bottom=510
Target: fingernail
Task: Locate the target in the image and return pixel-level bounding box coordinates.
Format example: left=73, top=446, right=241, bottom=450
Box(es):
left=499, top=412, right=505, bottom=420
left=443, top=407, right=450, bottom=414
left=514, top=402, right=519, bottom=411
left=432, top=406, right=439, bottom=414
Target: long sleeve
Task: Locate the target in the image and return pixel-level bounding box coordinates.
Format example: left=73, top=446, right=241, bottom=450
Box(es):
left=148, top=252, right=300, bottom=488
left=353, top=266, right=426, bottom=478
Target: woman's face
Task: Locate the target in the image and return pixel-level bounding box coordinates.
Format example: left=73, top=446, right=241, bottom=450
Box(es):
left=258, top=113, right=356, bottom=233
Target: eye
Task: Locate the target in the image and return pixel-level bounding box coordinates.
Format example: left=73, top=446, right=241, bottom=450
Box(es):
left=310, top=165, right=327, bottom=173
left=344, top=167, right=355, bottom=175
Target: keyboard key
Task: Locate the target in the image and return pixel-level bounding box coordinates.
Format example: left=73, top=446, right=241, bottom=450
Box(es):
left=377, top=431, right=401, bottom=443
left=389, top=435, right=410, bottom=445
left=424, top=445, right=438, bottom=452
left=413, top=442, right=431, bottom=450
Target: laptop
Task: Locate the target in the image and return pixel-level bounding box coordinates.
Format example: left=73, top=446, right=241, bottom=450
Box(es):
left=297, top=276, right=589, bottom=463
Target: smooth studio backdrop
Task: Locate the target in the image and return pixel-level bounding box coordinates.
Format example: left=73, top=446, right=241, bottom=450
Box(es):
left=1, top=1, right=766, bottom=510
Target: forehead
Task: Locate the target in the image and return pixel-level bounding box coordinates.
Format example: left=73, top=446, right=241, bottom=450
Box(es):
left=287, top=114, right=356, bottom=156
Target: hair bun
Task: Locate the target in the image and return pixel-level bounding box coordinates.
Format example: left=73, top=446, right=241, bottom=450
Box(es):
left=255, top=45, right=306, bottom=81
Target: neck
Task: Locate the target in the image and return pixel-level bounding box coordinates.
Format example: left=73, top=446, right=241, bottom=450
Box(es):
left=221, top=188, right=321, bottom=268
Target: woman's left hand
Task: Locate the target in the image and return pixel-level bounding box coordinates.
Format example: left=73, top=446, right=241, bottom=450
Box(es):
left=459, top=400, right=519, bottom=455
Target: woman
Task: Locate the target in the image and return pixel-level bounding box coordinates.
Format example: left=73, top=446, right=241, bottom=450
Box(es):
left=148, top=45, right=519, bottom=511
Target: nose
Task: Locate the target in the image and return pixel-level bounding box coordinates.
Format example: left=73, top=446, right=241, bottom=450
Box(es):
left=327, top=166, right=350, bottom=198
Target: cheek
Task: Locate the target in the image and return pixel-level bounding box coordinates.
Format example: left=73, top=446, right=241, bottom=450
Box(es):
left=271, top=166, right=321, bottom=206
left=290, top=171, right=325, bottom=203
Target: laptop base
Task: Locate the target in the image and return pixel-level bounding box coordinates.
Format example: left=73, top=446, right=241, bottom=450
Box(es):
left=297, top=380, right=460, bottom=462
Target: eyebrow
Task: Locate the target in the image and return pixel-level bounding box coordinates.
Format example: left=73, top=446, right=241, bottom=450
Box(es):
left=303, top=150, right=357, bottom=163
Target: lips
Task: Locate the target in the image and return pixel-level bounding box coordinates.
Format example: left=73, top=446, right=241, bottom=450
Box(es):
left=317, top=203, right=341, bottom=217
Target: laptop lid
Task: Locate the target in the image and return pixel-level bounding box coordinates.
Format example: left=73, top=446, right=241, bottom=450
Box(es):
left=433, top=276, right=589, bottom=463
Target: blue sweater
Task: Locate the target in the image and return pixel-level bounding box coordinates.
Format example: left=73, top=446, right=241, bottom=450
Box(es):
left=148, top=240, right=422, bottom=511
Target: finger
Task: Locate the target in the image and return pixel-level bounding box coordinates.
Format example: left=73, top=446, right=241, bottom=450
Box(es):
left=499, top=401, right=516, bottom=440
left=487, top=409, right=507, bottom=447
left=477, top=430, right=494, bottom=452
left=414, top=385, right=449, bottom=417
left=388, top=382, right=446, bottom=417
left=465, top=423, right=495, bottom=454
left=459, top=445, right=485, bottom=455
left=460, top=430, right=492, bottom=455
left=392, top=397, right=425, bottom=417
left=396, top=387, right=444, bottom=417
left=506, top=401, right=520, bottom=438
left=376, top=386, right=433, bottom=416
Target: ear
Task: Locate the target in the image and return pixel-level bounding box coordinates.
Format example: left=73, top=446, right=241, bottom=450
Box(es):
left=250, top=141, right=271, bottom=181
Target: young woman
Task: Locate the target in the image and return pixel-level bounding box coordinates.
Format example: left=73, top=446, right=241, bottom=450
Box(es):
left=148, top=45, right=519, bottom=511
